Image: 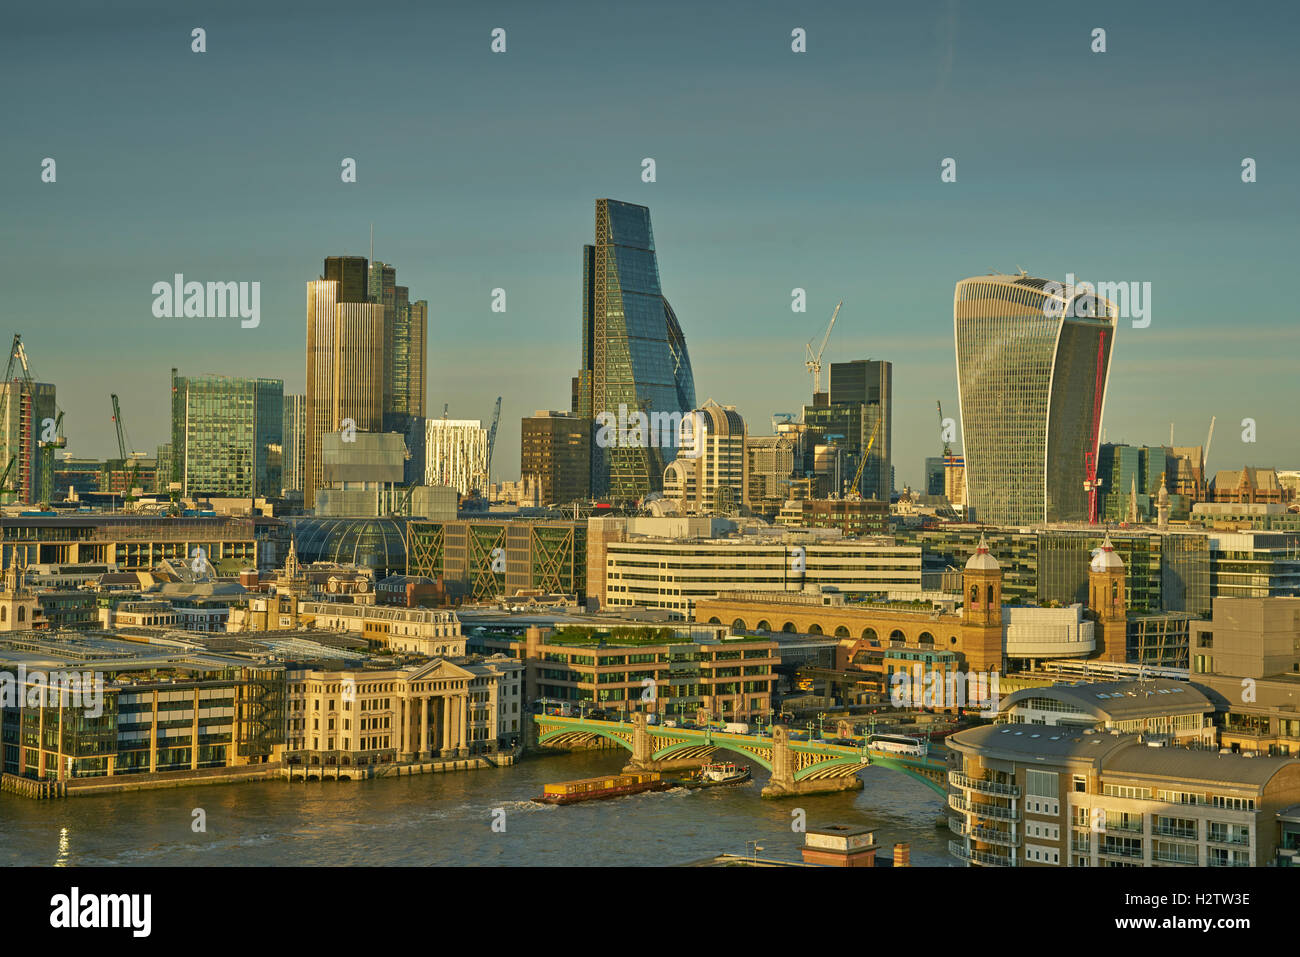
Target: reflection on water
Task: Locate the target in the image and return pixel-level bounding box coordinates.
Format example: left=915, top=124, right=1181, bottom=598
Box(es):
left=0, top=751, right=956, bottom=867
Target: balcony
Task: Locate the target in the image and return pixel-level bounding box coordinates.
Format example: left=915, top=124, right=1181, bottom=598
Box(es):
left=1099, top=842, right=1144, bottom=860
left=951, top=771, right=1021, bottom=798
left=949, top=792, right=1019, bottom=821
left=970, top=825, right=1020, bottom=848
left=1153, top=825, right=1198, bottom=840
left=948, top=840, right=1014, bottom=867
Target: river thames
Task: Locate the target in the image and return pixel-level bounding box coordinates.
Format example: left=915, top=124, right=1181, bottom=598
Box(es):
left=2, top=751, right=957, bottom=866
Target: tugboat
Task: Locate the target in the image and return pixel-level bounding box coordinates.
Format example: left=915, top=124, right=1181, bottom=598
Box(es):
left=679, top=761, right=752, bottom=789
left=535, top=771, right=671, bottom=805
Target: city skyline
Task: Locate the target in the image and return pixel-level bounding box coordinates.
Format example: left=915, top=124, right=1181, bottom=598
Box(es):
left=5, top=1, right=1298, bottom=489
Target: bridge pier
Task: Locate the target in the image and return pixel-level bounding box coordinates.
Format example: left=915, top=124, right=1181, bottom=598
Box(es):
left=760, top=725, right=864, bottom=800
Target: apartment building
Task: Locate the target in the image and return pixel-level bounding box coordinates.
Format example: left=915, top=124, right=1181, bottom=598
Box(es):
left=947, top=722, right=1300, bottom=867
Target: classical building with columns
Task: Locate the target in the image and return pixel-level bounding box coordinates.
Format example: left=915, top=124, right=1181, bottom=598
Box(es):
left=284, top=653, right=523, bottom=768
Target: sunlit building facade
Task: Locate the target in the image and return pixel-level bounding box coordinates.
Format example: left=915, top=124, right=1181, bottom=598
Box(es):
left=954, top=275, right=1116, bottom=525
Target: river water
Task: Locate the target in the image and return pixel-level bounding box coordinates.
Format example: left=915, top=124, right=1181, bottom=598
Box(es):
left=1, top=751, right=957, bottom=866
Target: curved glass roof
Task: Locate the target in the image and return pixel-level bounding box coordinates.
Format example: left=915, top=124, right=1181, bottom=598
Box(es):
left=289, top=518, right=408, bottom=576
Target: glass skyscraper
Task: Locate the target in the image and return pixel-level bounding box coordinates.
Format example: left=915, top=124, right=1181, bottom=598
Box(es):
left=954, top=274, right=1116, bottom=525
left=573, top=199, right=695, bottom=501
left=171, top=372, right=284, bottom=497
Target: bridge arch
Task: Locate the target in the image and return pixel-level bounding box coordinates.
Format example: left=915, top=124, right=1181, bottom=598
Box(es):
left=807, top=623, right=823, bottom=635
left=834, top=625, right=850, bottom=637
left=756, top=620, right=771, bottom=632
left=732, top=619, right=747, bottom=632
left=782, top=621, right=796, bottom=633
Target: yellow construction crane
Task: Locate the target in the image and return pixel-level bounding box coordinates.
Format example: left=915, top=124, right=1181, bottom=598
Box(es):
left=847, top=418, right=881, bottom=499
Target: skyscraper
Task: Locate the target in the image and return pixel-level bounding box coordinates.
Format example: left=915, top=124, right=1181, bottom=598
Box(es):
left=305, top=260, right=385, bottom=508
left=573, top=199, right=695, bottom=501
left=802, top=358, right=892, bottom=500
left=282, top=394, right=306, bottom=494
left=521, top=410, right=591, bottom=506
left=171, top=372, right=284, bottom=497
left=954, top=274, right=1117, bottom=525
left=369, top=260, right=427, bottom=486
left=0, top=379, right=56, bottom=505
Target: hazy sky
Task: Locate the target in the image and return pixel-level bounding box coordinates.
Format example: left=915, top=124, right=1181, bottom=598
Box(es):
left=4, top=0, right=1297, bottom=489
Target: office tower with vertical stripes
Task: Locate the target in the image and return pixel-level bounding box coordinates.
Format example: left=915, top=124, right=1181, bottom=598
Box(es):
left=954, top=274, right=1116, bottom=525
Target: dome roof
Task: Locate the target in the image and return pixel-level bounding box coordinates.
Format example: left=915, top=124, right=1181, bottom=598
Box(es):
left=289, top=518, right=408, bottom=576
left=965, top=534, right=1000, bottom=571
left=1090, top=532, right=1125, bottom=572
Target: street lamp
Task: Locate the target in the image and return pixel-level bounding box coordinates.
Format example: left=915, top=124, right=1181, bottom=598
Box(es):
left=746, top=841, right=764, bottom=864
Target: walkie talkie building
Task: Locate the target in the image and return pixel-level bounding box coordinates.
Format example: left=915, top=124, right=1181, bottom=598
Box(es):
left=573, top=199, right=696, bottom=502
left=954, top=274, right=1117, bottom=526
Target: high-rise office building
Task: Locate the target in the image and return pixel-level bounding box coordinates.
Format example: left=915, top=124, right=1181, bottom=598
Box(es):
left=282, top=394, right=306, bottom=494
left=368, top=260, right=427, bottom=486
left=425, top=418, right=488, bottom=496
left=954, top=274, right=1117, bottom=525
left=521, top=410, right=591, bottom=506
left=305, top=259, right=385, bottom=508
left=662, top=400, right=747, bottom=515
left=801, top=359, right=891, bottom=501
left=0, top=379, right=57, bottom=505
left=171, top=372, right=283, bottom=497
left=573, top=199, right=695, bottom=501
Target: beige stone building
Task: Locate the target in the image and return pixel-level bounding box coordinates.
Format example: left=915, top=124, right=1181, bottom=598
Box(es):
left=285, top=654, right=523, bottom=769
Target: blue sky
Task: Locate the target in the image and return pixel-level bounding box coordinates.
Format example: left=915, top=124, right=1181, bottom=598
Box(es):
left=3, top=0, right=1297, bottom=487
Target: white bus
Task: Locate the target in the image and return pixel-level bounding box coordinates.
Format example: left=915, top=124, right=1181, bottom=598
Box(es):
left=867, top=734, right=925, bottom=756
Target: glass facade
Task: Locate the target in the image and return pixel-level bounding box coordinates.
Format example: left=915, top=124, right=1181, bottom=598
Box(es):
left=172, top=373, right=284, bottom=497
left=574, top=199, right=695, bottom=501
left=954, top=276, right=1116, bottom=525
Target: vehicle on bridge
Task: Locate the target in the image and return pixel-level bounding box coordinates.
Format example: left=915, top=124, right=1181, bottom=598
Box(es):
left=866, top=734, right=926, bottom=756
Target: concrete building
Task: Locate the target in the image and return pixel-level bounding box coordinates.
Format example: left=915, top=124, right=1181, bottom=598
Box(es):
left=947, top=722, right=1300, bottom=866
left=1211, top=466, right=1290, bottom=505
left=954, top=274, right=1117, bottom=525
left=425, top=418, right=487, bottom=496
left=1191, top=597, right=1300, bottom=758
left=603, top=535, right=925, bottom=619
left=745, top=435, right=797, bottom=519
left=520, top=410, right=591, bottom=506
left=662, top=400, right=747, bottom=515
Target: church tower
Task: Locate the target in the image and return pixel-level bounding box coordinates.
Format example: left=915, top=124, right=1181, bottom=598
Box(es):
left=1088, top=531, right=1127, bottom=663
left=961, top=534, right=1003, bottom=673
left=0, top=555, right=40, bottom=632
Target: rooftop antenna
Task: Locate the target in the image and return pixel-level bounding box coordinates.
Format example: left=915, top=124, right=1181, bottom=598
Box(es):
left=369, top=223, right=374, bottom=268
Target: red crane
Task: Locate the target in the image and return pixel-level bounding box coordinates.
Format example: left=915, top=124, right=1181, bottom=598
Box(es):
left=1083, top=329, right=1108, bottom=524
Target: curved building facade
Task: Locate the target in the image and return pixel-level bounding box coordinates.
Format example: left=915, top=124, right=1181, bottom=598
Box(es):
left=954, top=274, right=1117, bottom=525
left=574, top=199, right=696, bottom=503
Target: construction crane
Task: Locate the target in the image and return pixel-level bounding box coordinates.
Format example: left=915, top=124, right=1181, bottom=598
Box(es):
left=6, top=334, right=66, bottom=505
left=110, top=394, right=134, bottom=460
left=1083, top=329, right=1109, bottom=524
left=804, top=300, right=841, bottom=396
left=485, top=396, right=502, bottom=488
left=0, top=455, right=17, bottom=503
left=847, top=418, right=881, bottom=499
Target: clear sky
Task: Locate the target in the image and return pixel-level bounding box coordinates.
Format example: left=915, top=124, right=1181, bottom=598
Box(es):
left=4, top=0, right=1297, bottom=489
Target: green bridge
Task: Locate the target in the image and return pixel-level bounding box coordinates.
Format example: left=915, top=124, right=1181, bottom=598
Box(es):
left=533, top=713, right=951, bottom=798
